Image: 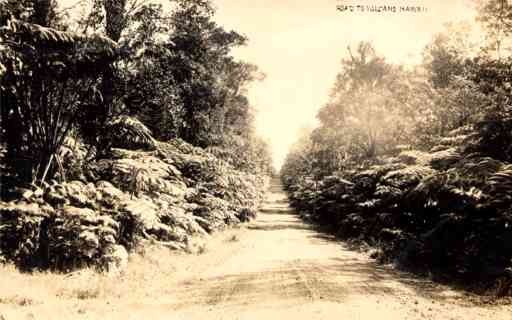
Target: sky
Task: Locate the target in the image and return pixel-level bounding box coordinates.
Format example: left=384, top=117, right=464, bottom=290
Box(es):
left=60, top=0, right=478, bottom=169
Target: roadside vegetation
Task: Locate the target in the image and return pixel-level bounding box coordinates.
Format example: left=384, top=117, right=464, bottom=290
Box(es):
left=0, top=0, right=272, bottom=271
left=281, top=1, right=512, bottom=296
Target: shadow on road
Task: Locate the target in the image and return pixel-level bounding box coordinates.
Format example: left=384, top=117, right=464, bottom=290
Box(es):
left=167, top=256, right=467, bottom=309
left=247, top=223, right=312, bottom=231
left=163, top=180, right=482, bottom=311
left=259, top=208, right=294, bottom=215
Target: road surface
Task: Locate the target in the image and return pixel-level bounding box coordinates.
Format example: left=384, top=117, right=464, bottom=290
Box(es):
left=142, top=179, right=511, bottom=319
left=1, top=179, right=510, bottom=319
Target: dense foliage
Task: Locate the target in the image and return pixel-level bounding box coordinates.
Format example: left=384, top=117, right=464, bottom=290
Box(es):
left=281, top=9, right=512, bottom=295
left=1, top=0, right=272, bottom=190
left=0, top=0, right=272, bottom=271
left=0, top=139, right=268, bottom=271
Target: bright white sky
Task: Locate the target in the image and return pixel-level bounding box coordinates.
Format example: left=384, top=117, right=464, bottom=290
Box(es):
left=60, top=0, right=477, bottom=169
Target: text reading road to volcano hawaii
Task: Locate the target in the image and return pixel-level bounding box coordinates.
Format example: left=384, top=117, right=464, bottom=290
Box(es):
left=336, top=4, right=428, bottom=13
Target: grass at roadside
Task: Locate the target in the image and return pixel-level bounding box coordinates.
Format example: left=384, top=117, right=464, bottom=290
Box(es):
left=0, top=227, right=247, bottom=320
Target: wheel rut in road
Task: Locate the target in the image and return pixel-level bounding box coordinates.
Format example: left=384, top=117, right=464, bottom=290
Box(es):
left=155, top=179, right=511, bottom=319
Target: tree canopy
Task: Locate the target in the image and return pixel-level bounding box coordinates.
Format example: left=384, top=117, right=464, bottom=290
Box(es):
left=0, top=0, right=273, bottom=192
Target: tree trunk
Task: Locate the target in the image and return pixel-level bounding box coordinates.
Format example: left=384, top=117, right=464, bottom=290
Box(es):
left=1, top=89, right=33, bottom=186
left=32, top=0, right=53, bottom=26
left=96, top=0, right=127, bottom=158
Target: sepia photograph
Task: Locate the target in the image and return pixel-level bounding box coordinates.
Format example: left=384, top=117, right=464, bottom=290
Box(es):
left=0, top=0, right=511, bottom=319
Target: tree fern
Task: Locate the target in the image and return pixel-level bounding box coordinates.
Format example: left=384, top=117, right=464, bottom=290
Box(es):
left=106, top=115, right=157, bottom=151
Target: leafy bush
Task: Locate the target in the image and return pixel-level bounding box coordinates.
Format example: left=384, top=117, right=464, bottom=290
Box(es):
left=0, top=139, right=269, bottom=271
left=281, top=33, right=512, bottom=295
left=283, top=149, right=512, bottom=290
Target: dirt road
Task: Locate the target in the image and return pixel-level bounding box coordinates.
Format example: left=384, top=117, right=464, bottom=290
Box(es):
left=133, top=180, right=512, bottom=319
left=1, top=180, right=511, bottom=319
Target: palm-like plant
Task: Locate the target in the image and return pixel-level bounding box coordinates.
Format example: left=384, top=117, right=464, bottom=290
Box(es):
left=1, top=7, right=118, bottom=185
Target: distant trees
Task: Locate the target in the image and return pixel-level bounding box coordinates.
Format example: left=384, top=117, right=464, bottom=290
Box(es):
left=163, top=0, right=249, bottom=147
left=297, top=17, right=512, bottom=178
left=285, top=29, right=512, bottom=177
left=422, top=22, right=474, bottom=88
left=310, top=42, right=427, bottom=175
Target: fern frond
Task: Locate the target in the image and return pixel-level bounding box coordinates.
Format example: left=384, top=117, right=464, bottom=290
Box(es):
left=487, top=165, right=512, bottom=207
left=7, top=19, right=117, bottom=51
left=107, top=116, right=157, bottom=151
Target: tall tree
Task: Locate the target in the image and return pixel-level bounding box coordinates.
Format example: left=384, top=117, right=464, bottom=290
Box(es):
left=422, top=22, right=475, bottom=88
left=165, top=0, right=247, bottom=147
left=476, top=0, right=512, bottom=59
left=315, top=42, right=393, bottom=162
